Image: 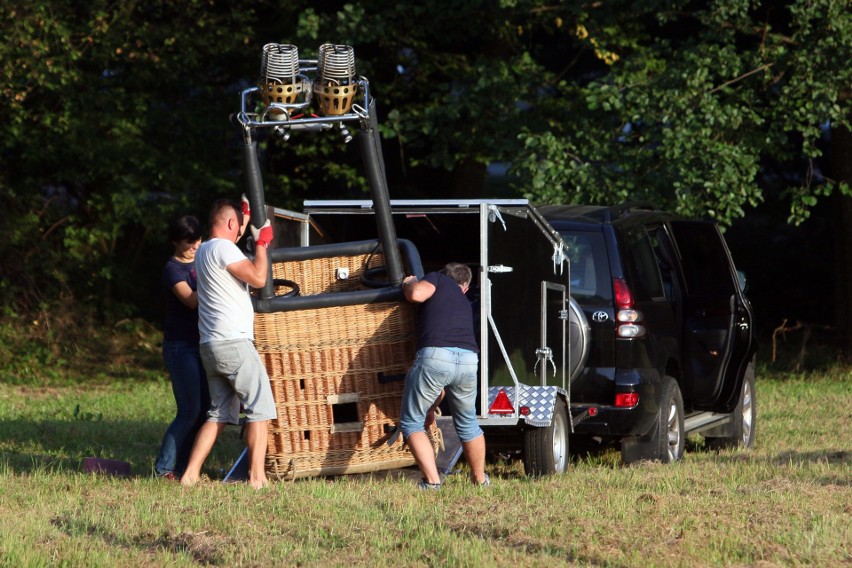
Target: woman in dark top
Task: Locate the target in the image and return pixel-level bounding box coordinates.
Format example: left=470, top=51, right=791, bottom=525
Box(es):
left=154, top=215, right=209, bottom=479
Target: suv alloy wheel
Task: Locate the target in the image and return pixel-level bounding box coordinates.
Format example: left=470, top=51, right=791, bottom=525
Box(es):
left=620, top=376, right=685, bottom=464
left=705, top=360, right=757, bottom=450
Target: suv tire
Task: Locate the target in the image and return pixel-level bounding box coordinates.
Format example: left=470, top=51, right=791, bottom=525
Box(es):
left=621, top=376, right=685, bottom=464
left=705, top=360, right=756, bottom=451
left=523, top=398, right=569, bottom=476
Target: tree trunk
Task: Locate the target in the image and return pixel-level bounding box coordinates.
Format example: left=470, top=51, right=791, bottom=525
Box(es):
left=831, top=124, right=852, bottom=357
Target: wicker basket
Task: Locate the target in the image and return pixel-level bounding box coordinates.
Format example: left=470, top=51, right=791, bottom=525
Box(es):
left=254, top=252, right=441, bottom=479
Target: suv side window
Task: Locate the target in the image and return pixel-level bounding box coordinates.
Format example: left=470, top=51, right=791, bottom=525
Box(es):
left=648, top=226, right=676, bottom=300
left=670, top=222, right=736, bottom=297
left=623, top=226, right=665, bottom=300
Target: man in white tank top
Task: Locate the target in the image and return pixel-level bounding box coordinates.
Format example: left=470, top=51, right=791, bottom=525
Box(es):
left=181, top=197, right=276, bottom=489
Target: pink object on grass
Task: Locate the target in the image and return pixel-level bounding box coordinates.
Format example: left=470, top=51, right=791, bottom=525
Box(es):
left=82, top=457, right=131, bottom=476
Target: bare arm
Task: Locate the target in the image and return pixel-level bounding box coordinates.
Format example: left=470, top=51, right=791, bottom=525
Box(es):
left=226, top=244, right=268, bottom=289
left=402, top=275, right=436, bottom=303
left=171, top=281, right=198, bottom=310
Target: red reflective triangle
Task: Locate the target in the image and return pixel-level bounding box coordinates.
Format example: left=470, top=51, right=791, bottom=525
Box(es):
left=489, top=388, right=515, bottom=415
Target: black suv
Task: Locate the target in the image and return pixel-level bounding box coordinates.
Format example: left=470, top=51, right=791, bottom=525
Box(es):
left=541, top=204, right=757, bottom=463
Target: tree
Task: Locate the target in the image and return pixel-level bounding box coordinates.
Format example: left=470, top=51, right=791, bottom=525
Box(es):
left=0, top=1, right=259, bottom=317
left=2, top=0, right=850, bottom=354
left=505, top=0, right=852, bottom=353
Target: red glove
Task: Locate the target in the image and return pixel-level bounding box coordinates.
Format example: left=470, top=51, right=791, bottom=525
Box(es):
left=251, top=219, right=273, bottom=248
left=240, top=194, right=251, bottom=218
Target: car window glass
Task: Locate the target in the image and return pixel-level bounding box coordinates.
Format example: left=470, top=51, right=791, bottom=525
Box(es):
left=562, top=231, right=612, bottom=303
left=648, top=226, right=675, bottom=299
left=624, top=226, right=665, bottom=300
left=670, top=222, right=735, bottom=297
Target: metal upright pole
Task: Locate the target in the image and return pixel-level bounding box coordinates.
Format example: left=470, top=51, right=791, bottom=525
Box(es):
left=357, top=101, right=404, bottom=286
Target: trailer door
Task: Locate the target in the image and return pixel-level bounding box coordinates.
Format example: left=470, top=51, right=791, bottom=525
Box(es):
left=539, top=282, right=568, bottom=389
left=484, top=205, right=568, bottom=391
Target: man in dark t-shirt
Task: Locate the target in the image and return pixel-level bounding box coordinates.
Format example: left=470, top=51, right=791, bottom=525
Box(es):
left=399, top=262, right=488, bottom=489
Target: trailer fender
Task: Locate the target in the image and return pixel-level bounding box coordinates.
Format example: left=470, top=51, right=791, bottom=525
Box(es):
left=486, top=385, right=566, bottom=427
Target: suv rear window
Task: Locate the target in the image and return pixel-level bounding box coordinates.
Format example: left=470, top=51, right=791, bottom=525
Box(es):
left=562, top=231, right=612, bottom=303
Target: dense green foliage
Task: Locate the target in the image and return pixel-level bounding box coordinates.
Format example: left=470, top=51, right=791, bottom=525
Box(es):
left=1, top=1, right=849, bottom=335
left=512, top=0, right=852, bottom=225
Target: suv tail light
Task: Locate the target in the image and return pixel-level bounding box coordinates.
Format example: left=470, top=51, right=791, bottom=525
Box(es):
left=613, top=278, right=646, bottom=338
left=615, top=392, right=639, bottom=407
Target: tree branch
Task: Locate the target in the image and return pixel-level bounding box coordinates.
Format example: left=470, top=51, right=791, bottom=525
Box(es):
left=771, top=318, right=834, bottom=371
left=709, top=63, right=774, bottom=94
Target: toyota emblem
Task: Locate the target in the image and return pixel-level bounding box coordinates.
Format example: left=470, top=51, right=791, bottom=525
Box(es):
left=592, top=311, right=609, bottom=322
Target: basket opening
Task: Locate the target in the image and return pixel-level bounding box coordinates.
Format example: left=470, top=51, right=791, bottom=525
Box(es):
left=332, top=401, right=359, bottom=424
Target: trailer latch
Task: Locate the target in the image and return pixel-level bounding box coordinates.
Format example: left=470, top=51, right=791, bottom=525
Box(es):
left=535, top=347, right=556, bottom=377
left=552, top=242, right=567, bottom=275
left=487, top=205, right=507, bottom=230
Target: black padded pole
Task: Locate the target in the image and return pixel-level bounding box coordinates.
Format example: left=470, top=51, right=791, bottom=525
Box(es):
left=254, top=286, right=405, bottom=313
left=241, top=137, right=274, bottom=300
left=357, top=102, right=404, bottom=285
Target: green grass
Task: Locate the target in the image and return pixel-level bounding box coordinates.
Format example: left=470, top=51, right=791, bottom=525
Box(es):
left=1, top=370, right=849, bottom=567
left=0, top=312, right=849, bottom=566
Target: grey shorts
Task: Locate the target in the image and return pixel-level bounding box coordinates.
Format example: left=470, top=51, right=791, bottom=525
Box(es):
left=200, top=339, right=277, bottom=424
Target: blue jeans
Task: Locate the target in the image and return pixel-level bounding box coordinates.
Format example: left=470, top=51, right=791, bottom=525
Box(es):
left=400, top=346, right=483, bottom=443
left=155, top=340, right=210, bottom=476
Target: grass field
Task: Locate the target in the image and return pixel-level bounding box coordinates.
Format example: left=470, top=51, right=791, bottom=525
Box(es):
left=0, top=362, right=849, bottom=567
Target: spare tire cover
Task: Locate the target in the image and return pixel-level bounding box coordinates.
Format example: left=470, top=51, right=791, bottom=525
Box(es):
left=568, top=296, right=591, bottom=382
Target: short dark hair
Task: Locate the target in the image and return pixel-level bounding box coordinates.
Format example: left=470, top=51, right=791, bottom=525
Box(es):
left=441, top=262, right=472, bottom=287
left=167, top=215, right=202, bottom=243
left=208, top=197, right=241, bottom=227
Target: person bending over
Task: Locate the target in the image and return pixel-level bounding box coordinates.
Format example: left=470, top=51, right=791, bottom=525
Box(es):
left=399, top=262, right=488, bottom=489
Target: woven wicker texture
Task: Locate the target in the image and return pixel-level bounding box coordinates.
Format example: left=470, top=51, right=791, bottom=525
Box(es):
left=255, top=253, right=441, bottom=479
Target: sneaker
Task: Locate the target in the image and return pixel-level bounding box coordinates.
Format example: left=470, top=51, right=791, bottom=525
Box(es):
left=477, top=474, right=490, bottom=488
left=417, top=479, right=442, bottom=490
left=157, top=472, right=177, bottom=482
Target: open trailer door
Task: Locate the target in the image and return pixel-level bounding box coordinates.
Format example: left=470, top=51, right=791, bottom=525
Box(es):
left=480, top=203, right=573, bottom=475
left=483, top=203, right=569, bottom=392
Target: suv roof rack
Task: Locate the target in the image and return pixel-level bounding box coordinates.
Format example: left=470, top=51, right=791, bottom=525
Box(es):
left=538, top=201, right=660, bottom=224
left=605, top=201, right=658, bottom=221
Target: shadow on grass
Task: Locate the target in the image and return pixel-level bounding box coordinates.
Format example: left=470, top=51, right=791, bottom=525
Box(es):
left=50, top=515, right=230, bottom=565
left=771, top=449, right=848, bottom=466
left=0, top=418, right=244, bottom=479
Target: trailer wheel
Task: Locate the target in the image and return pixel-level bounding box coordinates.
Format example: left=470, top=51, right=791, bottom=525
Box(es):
left=621, top=376, right=684, bottom=464
left=705, top=360, right=756, bottom=451
left=523, top=398, right=569, bottom=476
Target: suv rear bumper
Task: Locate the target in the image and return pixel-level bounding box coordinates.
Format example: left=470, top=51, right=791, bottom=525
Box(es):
left=571, top=367, right=663, bottom=437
